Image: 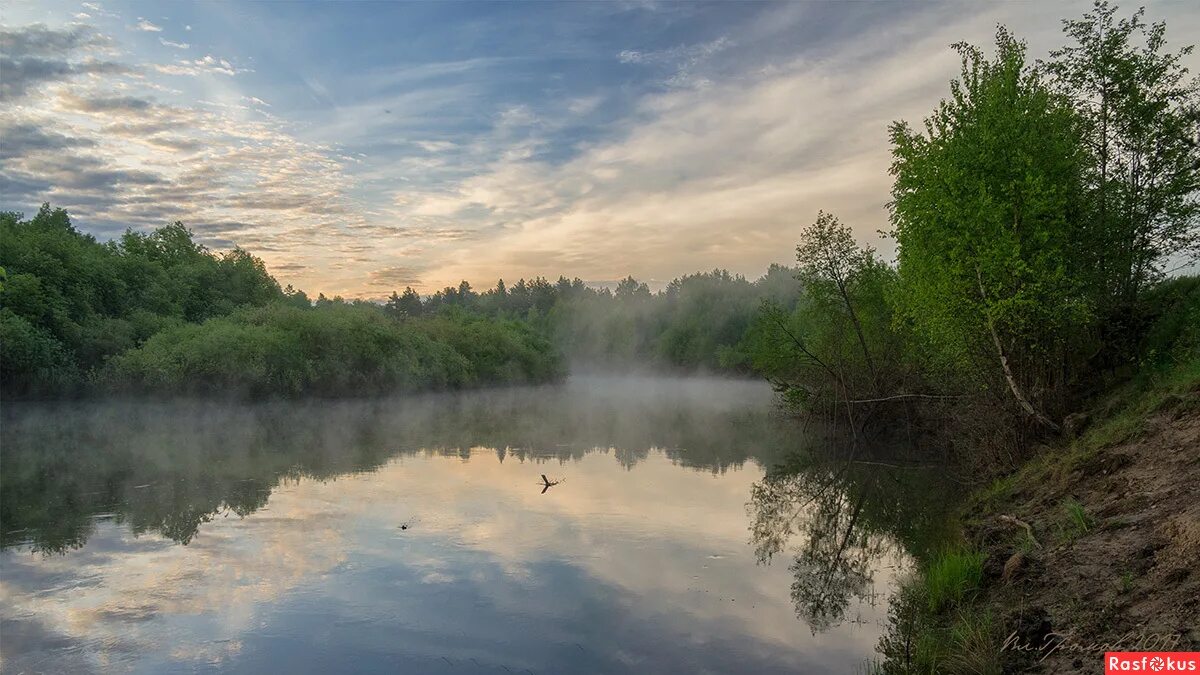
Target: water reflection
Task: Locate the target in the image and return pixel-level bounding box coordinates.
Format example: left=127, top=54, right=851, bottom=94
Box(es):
left=748, top=447, right=957, bottom=634
left=0, top=376, right=952, bottom=674
left=2, top=377, right=793, bottom=555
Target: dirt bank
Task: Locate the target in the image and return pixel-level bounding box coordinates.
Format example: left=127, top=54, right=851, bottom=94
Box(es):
left=968, top=396, right=1200, bottom=672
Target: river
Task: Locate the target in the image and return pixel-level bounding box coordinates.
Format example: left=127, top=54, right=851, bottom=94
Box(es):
left=0, top=375, right=953, bottom=674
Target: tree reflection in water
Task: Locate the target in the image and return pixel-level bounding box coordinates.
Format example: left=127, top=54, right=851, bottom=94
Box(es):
left=1, top=378, right=801, bottom=555
left=749, top=440, right=957, bottom=633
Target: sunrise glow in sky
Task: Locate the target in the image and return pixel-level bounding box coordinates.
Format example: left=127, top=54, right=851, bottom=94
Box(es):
left=3, top=1, right=1197, bottom=298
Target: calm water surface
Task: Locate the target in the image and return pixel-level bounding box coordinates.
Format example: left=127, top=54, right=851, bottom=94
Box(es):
left=0, top=376, right=950, bottom=674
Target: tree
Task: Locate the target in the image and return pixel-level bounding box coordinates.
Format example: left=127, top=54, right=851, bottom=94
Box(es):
left=457, top=280, right=477, bottom=307
left=614, top=276, right=650, bottom=301
left=889, top=28, right=1092, bottom=430
left=796, top=212, right=881, bottom=391
left=1043, top=1, right=1200, bottom=307
left=385, top=287, right=423, bottom=317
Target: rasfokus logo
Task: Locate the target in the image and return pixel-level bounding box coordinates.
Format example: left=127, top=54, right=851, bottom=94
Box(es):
left=1106, top=653, right=1200, bottom=673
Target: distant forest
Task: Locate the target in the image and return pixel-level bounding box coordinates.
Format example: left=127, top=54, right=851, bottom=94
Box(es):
left=0, top=205, right=800, bottom=397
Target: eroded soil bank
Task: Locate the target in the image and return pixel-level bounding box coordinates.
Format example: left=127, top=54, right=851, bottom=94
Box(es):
left=968, top=398, right=1199, bottom=672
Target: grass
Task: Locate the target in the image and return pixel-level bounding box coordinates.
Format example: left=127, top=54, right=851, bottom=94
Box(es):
left=925, top=549, right=986, bottom=613
left=870, top=577, right=998, bottom=675
left=1016, top=526, right=1040, bottom=554
left=1061, top=497, right=1094, bottom=541
left=1082, top=355, right=1200, bottom=451
left=973, top=472, right=1020, bottom=510
left=1118, top=570, right=1134, bottom=594
left=946, top=610, right=1002, bottom=675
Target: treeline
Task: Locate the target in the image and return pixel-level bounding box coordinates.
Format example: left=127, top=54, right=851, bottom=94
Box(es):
left=383, top=266, right=801, bottom=371
left=0, top=207, right=562, bottom=397
left=0, top=202, right=805, bottom=398
left=749, top=3, right=1200, bottom=465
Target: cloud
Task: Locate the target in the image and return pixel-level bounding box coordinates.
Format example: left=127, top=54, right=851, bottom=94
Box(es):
left=567, top=95, right=603, bottom=116
left=0, top=24, right=127, bottom=100
left=414, top=140, right=457, bottom=153
left=60, top=93, right=155, bottom=113
left=159, top=38, right=189, bottom=50
left=0, top=56, right=130, bottom=99
left=617, top=35, right=732, bottom=65
left=134, top=18, right=163, bottom=32
left=617, top=36, right=733, bottom=88
left=386, top=2, right=1192, bottom=292
left=154, top=54, right=248, bottom=76
left=0, top=21, right=370, bottom=295
left=0, top=23, right=107, bottom=56
left=368, top=265, right=424, bottom=288
left=0, top=122, right=97, bottom=161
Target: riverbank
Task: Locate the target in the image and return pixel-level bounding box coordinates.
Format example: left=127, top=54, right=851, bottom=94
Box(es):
left=967, top=360, right=1200, bottom=672
left=872, top=357, right=1200, bottom=673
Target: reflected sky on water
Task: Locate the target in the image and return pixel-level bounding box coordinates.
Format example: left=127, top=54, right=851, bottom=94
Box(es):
left=1, top=376, right=940, bottom=674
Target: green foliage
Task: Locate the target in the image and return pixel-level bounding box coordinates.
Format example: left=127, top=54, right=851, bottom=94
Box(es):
left=373, top=269, right=799, bottom=373
left=0, top=205, right=283, bottom=394
left=1043, top=1, right=1200, bottom=307
left=743, top=213, right=918, bottom=415
left=856, top=6, right=1195, bottom=673
left=0, top=205, right=565, bottom=398
left=0, top=308, right=74, bottom=390
left=415, top=310, right=564, bottom=385
left=890, top=29, right=1094, bottom=423
left=924, top=549, right=985, bottom=614
left=1137, top=275, right=1200, bottom=366
left=945, top=610, right=1002, bottom=675
left=654, top=270, right=762, bottom=370
left=747, top=5, right=1197, bottom=453
left=1083, top=334, right=1200, bottom=450
left=873, top=575, right=949, bottom=675
left=874, top=557, right=995, bottom=675
left=1, top=203, right=798, bottom=397
left=513, top=268, right=799, bottom=372
left=104, top=303, right=563, bottom=397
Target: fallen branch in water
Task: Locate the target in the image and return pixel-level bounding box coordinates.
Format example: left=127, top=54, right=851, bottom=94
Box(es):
left=850, top=459, right=939, bottom=469
left=540, top=474, right=563, bottom=494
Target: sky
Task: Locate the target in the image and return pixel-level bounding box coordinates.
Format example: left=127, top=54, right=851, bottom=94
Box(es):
left=2, top=1, right=1197, bottom=299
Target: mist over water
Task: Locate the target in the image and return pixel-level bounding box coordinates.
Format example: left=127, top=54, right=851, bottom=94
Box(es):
left=1, top=376, right=947, bottom=674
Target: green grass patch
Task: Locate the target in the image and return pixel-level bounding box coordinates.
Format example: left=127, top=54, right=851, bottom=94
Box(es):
left=1058, top=497, right=1094, bottom=542
left=973, top=472, right=1020, bottom=509
left=1083, top=355, right=1200, bottom=450
left=925, top=549, right=985, bottom=613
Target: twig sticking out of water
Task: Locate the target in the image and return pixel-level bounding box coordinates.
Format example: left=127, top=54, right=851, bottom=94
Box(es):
left=540, top=474, right=563, bottom=494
